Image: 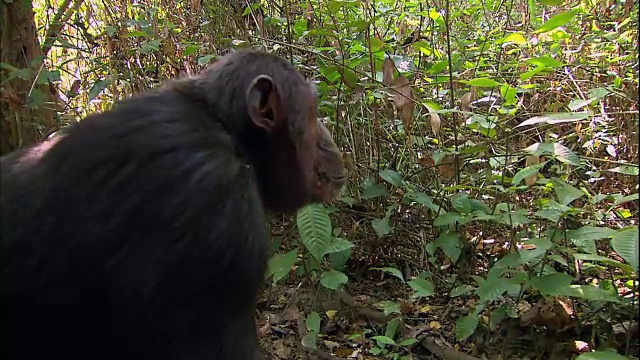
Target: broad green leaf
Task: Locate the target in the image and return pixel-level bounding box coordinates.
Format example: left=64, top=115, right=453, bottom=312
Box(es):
left=497, top=32, right=528, bottom=45
left=379, top=169, right=403, bottom=187
left=576, top=351, right=632, bottom=360
left=372, top=214, right=392, bottom=237
left=611, top=227, right=639, bottom=271
left=612, top=194, right=639, bottom=208
left=451, top=194, right=473, bottom=214
left=302, top=311, right=320, bottom=348
left=305, top=310, right=321, bottom=331
left=320, top=270, right=348, bottom=290
left=523, top=142, right=580, bottom=165
left=434, top=212, right=462, bottom=226
left=534, top=9, right=578, bottom=33
left=526, top=55, right=564, bottom=68
left=534, top=200, right=572, bottom=222
left=516, top=112, right=588, bottom=127
left=573, top=254, right=634, bottom=273
left=361, top=183, right=388, bottom=199
left=566, top=226, right=617, bottom=241
left=465, top=78, right=501, bottom=87
left=475, top=276, right=514, bottom=302
left=408, top=278, right=435, bottom=298
left=329, top=248, right=351, bottom=271
left=550, top=177, right=585, bottom=205
left=371, top=267, right=405, bottom=282
left=197, top=54, right=216, bottom=65
left=406, top=191, right=441, bottom=212
left=385, top=317, right=402, bottom=339
left=376, top=300, right=401, bottom=315
left=372, top=335, right=396, bottom=346
left=325, top=237, right=355, bottom=254
left=561, top=285, right=621, bottom=303
left=88, top=79, right=110, bottom=101
left=608, top=165, right=639, bottom=176
left=539, top=0, right=563, bottom=5
left=398, top=338, right=419, bottom=346
left=434, top=231, right=463, bottom=263
left=297, top=204, right=332, bottom=261
left=529, top=273, right=573, bottom=294
left=267, top=249, right=299, bottom=284
left=512, top=161, right=546, bottom=185
left=455, top=313, right=479, bottom=341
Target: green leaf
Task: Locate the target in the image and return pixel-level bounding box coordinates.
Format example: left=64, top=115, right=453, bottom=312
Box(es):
left=526, top=55, right=564, bottom=68
left=434, top=231, right=463, bottom=263
left=88, top=79, right=110, bottom=101
left=539, top=0, right=563, bottom=6
left=329, top=247, right=351, bottom=271
left=302, top=311, right=320, bottom=348
left=455, top=313, right=479, bottom=341
left=398, top=338, right=418, bottom=346
left=372, top=335, right=396, bottom=347
left=534, top=9, right=579, bottom=34
left=376, top=300, right=401, bottom=315
left=497, top=32, right=528, bottom=45
left=608, top=165, right=639, bottom=176
left=566, top=226, right=617, bottom=241
left=516, top=112, right=589, bottom=127
left=371, top=267, right=405, bottom=282
left=325, top=237, right=355, bottom=254
left=406, top=192, right=441, bottom=212
left=267, top=249, right=298, bottom=284
left=372, top=214, right=392, bottom=237
left=451, top=194, right=473, bottom=214
left=530, top=273, right=574, bottom=295
left=550, top=177, right=585, bottom=205
left=197, top=54, right=216, bottom=65
left=433, top=212, right=461, bottom=226
left=320, top=270, right=349, bottom=290
left=576, top=351, right=632, bottom=360
left=465, top=78, right=501, bottom=87
left=379, top=169, right=403, bottom=187
left=408, top=278, right=435, bottom=298
left=573, top=254, right=634, bottom=273
left=297, top=204, right=332, bottom=261
left=561, top=285, right=621, bottom=303
left=523, top=142, right=580, bottom=165
left=611, top=227, right=639, bottom=271
left=512, top=161, right=546, bottom=185
left=384, top=317, right=402, bottom=339
left=361, top=183, right=388, bottom=199
left=475, top=276, right=514, bottom=302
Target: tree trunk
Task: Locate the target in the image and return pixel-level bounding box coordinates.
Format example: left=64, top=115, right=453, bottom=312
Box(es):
left=1, top=1, right=59, bottom=155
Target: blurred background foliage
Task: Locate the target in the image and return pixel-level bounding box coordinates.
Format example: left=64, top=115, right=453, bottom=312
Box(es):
left=1, top=0, right=638, bottom=358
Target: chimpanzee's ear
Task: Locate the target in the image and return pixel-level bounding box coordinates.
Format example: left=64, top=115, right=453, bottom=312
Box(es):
left=246, top=75, right=284, bottom=131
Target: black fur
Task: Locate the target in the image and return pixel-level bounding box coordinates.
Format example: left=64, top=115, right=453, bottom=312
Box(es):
left=1, top=50, right=346, bottom=360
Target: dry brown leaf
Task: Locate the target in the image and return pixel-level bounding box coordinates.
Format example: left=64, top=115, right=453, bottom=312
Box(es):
left=400, top=102, right=414, bottom=133
left=460, top=92, right=472, bottom=112
left=524, top=155, right=540, bottom=187
left=391, top=75, right=412, bottom=109
left=437, top=154, right=456, bottom=182
left=383, top=57, right=395, bottom=86
left=350, top=85, right=364, bottom=104
left=272, top=338, right=292, bottom=358
left=398, top=18, right=406, bottom=41
left=426, top=104, right=441, bottom=136
left=305, top=1, right=314, bottom=29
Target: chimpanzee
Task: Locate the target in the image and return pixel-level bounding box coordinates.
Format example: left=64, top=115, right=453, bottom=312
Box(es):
left=1, top=49, right=347, bottom=360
